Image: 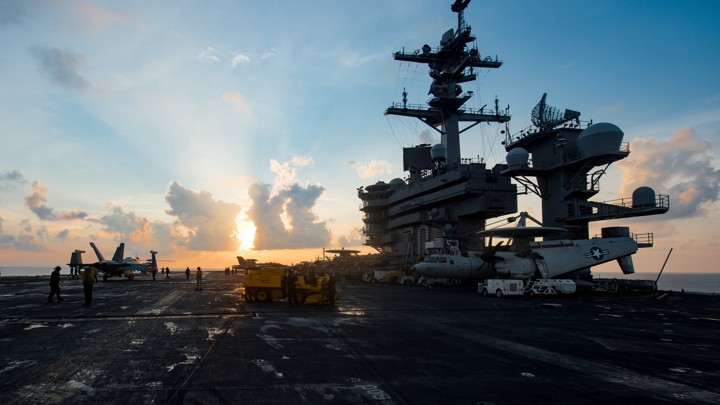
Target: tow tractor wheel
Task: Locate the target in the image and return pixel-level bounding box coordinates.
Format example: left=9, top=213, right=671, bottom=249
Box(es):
left=481, top=287, right=488, bottom=296
left=103, top=274, right=108, bottom=281
left=404, top=279, right=413, bottom=286
left=255, top=288, right=272, bottom=303
left=294, top=290, right=306, bottom=305
left=495, top=289, right=503, bottom=298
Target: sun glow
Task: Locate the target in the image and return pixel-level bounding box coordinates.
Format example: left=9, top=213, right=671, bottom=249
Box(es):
left=235, top=217, right=256, bottom=250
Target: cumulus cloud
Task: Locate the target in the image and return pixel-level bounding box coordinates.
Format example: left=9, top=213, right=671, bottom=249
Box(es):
left=165, top=181, right=242, bottom=251
left=222, top=91, right=250, bottom=111
left=0, top=170, right=26, bottom=193
left=337, top=51, right=385, bottom=67
left=198, top=46, right=223, bottom=63
left=0, top=217, right=14, bottom=247
left=0, top=1, right=28, bottom=26
left=13, top=233, right=46, bottom=252
left=336, top=226, right=365, bottom=247
left=91, top=204, right=152, bottom=242
left=270, top=156, right=314, bottom=189
left=616, top=128, right=720, bottom=218
left=30, top=45, right=95, bottom=91
left=261, top=50, right=278, bottom=60
left=349, top=159, right=392, bottom=180
left=231, top=52, right=251, bottom=67
left=24, top=181, right=88, bottom=221
left=83, top=203, right=178, bottom=256
left=69, top=2, right=135, bottom=33
left=245, top=156, right=330, bottom=249
left=247, top=182, right=331, bottom=249
left=0, top=216, right=45, bottom=252
left=55, top=229, right=70, bottom=242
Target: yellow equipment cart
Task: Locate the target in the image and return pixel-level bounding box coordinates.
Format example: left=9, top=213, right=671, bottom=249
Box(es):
left=243, top=267, right=338, bottom=305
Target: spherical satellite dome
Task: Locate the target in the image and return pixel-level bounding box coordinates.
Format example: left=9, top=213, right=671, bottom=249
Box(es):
left=632, top=186, right=657, bottom=208
left=431, top=143, right=447, bottom=161
left=389, top=178, right=405, bottom=189
left=577, top=122, right=624, bottom=158
left=506, top=147, right=529, bottom=168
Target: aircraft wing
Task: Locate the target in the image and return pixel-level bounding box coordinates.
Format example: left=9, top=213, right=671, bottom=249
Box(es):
left=477, top=226, right=567, bottom=238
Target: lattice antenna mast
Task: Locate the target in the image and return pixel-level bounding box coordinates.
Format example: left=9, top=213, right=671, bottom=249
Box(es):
left=452, top=0, right=471, bottom=33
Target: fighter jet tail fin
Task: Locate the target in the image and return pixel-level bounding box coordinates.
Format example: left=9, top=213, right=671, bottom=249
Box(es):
left=68, top=250, right=85, bottom=267
left=89, top=242, right=105, bottom=262
left=111, top=243, right=125, bottom=262
left=150, top=251, right=158, bottom=269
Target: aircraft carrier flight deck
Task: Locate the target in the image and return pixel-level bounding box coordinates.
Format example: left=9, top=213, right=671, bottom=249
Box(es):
left=0, top=272, right=719, bottom=404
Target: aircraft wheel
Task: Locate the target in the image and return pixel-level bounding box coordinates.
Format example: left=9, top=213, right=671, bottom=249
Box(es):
left=495, top=289, right=503, bottom=298
left=103, top=274, right=108, bottom=281
left=255, top=289, right=272, bottom=303
left=425, top=284, right=433, bottom=290
left=403, top=279, right=413, bottom=286
left=370, top=278, right=376, bottom=283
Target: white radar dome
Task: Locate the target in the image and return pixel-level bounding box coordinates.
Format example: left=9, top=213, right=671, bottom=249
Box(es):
left=506, top=147, right=529, bottom=168
left=632, top=186, right=657, bottom=208
left=577, top=122, right=624, bottom=158
left=431, top=143, right=447, bottom=161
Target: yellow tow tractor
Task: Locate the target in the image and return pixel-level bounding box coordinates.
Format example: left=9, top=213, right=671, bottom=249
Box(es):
left=243, top=267, right=338, bottom=305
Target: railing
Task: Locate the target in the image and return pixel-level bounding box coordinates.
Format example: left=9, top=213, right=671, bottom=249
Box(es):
left=632, top=233, right=654, bottom=247
left=601, top=194, right=670, bottom=210
left=386, top=102, right=510, bottom=119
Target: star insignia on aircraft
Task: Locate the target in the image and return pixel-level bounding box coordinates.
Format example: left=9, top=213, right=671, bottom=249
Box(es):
left=585, top=247, right=608, bottom=260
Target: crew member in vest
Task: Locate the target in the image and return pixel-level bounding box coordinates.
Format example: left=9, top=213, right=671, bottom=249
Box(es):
left=82, top=265, right=97, bottom=306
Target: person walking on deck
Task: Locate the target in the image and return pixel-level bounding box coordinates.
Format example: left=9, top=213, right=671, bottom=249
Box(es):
left=47, top=266, right=63, bottom=302
left=195, top=267, right=203, bottom=291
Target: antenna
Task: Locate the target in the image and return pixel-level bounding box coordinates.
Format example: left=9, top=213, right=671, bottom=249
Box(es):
left=531, top=93, right=581, bottom=131
left=451, top=0, right=472, bottom=33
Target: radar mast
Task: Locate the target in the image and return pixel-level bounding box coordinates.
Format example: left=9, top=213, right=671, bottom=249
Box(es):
left=385, top=0, right=510, bottom=167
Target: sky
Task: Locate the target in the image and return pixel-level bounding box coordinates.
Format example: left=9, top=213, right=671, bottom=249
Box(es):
left=1, top=0, right=719, bottom=273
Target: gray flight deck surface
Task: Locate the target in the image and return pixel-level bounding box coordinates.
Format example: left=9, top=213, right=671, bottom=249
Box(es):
left=1, top=272, right=719, bottom=404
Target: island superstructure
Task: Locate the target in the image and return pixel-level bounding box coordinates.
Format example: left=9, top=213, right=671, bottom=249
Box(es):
left=358, top=1, right=516, bottom=265
left=357, top=0, right=669, bottom=273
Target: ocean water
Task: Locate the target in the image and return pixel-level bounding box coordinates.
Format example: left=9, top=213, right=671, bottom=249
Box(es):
left=0, top=267, right=224, bottom=278
left=2, top=267, right=719, bottom=294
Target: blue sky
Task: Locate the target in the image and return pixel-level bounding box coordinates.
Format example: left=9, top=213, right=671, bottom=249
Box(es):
left=1, top=0, right=719, bottom=272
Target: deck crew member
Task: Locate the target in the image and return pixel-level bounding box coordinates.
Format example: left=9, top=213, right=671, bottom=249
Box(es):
left=286, top=270, right=298, bottom=307
left=195, top=267, right=203, bottom=291
left=82, top=265, right=97, bottom=306
left=327, top=273, right=337, bottom=305
left=47, top=266, right=63, bottom=302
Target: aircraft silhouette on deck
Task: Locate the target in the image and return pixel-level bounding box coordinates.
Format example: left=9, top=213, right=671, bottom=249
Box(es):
left=68, top=242, right=158, bottom=281
left=412, top=212, right=637, bottom=281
